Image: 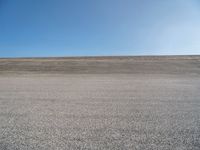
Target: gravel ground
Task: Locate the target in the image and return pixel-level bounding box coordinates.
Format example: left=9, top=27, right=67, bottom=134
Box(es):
left=0, top=56, right=200, bottom=150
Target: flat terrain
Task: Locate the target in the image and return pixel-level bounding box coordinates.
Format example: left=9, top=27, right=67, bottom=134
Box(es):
left=0, top=56, right=200, bottom=150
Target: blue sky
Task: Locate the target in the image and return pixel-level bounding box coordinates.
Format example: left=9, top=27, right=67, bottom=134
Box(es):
left=0, top=0, right=200, bottom=57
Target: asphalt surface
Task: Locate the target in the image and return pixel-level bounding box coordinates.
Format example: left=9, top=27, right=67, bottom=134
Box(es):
left=0, top=56, right=200, bottom=150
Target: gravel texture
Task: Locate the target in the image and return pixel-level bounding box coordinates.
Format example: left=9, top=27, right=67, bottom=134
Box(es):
left=0, top=56, right=200, bottom=150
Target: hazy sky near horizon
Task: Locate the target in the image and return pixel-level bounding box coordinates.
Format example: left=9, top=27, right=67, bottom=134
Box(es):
left=0, top=0, right=200, bottom=57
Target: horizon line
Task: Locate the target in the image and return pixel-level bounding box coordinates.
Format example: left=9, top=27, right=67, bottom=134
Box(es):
left=0, top=54, right=200, bottom=59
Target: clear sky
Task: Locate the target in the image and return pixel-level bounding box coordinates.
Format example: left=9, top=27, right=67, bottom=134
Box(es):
left=0, top=0, right=200, bottom=57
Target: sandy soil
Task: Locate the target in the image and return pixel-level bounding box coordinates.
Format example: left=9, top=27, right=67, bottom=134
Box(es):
left=0, top=56, right=200, bottom=149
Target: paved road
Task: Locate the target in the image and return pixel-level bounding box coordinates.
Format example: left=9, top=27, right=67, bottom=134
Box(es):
left=0, top=56, right=200, bottom=149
